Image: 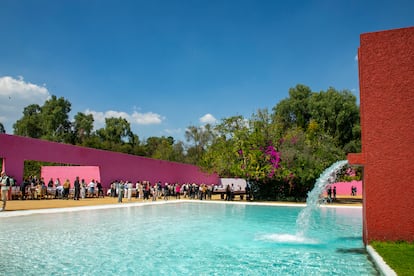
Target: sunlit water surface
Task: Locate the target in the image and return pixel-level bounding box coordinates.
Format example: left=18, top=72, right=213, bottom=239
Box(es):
left=0, top=202, right=378, bottom=275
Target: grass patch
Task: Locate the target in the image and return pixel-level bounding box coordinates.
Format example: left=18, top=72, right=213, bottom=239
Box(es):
left=371, top=241, right=414, bottom=276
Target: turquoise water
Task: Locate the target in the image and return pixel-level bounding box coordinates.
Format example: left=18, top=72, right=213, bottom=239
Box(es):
left=0, top=202, right=378, bottom=275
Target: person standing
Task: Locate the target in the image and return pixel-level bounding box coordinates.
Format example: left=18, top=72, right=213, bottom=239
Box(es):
left=20, top=178, right=28, bottom=200
left=97, top=181, right=104, bottom=198
left=88, top=179, right=95, bottom=198
left=63, top=179, right=70, bottom=199
left=54, top=178, right=61, bottom=198
left=143, top=181, right=149, bottom=200
left=48, top=178, right=54, bottom=188
left=127, top=181, right=133, bottom=201
left=175, top=183, right=181, bottom=200
left=327, top=186, right=332, bottom=203
left=110, top=182, right=116, bottom=197
left=74, top=176, right=80, bottom=200
left=0, top=171, right=10, bottom=211
left=124, top=181, right=128, bottom=199
left=81, top=179, right=86, bottom=199
left=152, top=184, right=157, bottom=201
left=225, top=184, right=231, bottom=201
left=245, top=184, right=251, bottom=201
left=135, top=181, right=141, bottom=199
left=118, top=182, right=124, bottom=203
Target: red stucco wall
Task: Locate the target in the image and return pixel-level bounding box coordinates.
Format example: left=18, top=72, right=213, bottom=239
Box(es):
left=350, top=26, right=414, bottom=243
left=0, top=134, right=219, bottom=188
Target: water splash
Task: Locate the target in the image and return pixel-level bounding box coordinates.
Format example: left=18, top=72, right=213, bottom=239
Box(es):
left=257, top=233, right=318, bottom=244
left=296, top=160, right=348, bottom=237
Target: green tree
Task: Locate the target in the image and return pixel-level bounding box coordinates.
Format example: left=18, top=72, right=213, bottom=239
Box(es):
left=201, top=134, right=235, bottom=177
left=185, top=124, right=214, bottom=165
left=151, top=136, right=174, bottom=160
left=308, top=88, right=360, bottom=152
left=128, top=133, right=145, bottom=156
left=13, top=104, right=43, bottom=138
left=273, top=86, right=360, bottom=152
left=275, top=127, right=344, bottom=199
left=73, top=112, right=94, bottom=145
left=97, top=117, right=133, bottom=143
left=0, top=122, right=5, bottom=134
left=13, top=96, right=73, bottom=142
left=203, top=116, right=243, bottom=174
left=142, top=136, right=185, bottom=161
left=40, top=95, right=72, bottom=143
left=144, top=136, right=163, bottom=157
left=96, top=117, right=134, bottom=152
left=201, top=115, right=273, bottom=180
left=201, top=85, right=358, bottom=201
left=171, top=140, right=186, bottom=163
left=272, top=84, right=312, bottom=131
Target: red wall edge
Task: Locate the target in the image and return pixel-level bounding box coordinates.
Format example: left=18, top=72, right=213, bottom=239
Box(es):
left=348, top=26, right=414, bottom=243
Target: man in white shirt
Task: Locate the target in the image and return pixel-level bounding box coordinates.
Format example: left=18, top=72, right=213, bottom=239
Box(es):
left=88, top=179, right=96, bottom=198
left=0, top=171, right=10, bottom=211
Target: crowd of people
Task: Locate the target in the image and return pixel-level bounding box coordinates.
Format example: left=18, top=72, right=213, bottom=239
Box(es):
left=0, top=170, right=251, bottom=211
left=108, top=180, right=217, bottom=203
left=107, top=180, right=253, bottom=203
left=10, top=175, right=105, bottom=201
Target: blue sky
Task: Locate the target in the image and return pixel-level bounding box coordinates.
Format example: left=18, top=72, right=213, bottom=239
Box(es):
left=0, top=0, right=413, bottom=142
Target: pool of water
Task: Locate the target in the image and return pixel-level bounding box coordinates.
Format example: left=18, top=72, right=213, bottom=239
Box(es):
left=0, top=202, right=378, bottom=275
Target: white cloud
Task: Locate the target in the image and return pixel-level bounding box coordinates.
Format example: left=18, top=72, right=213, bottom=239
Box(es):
left=164, top=128, right=182, bottom=135
left=0, top=76, right=166, bottom=136
left=0, top=76, right=51, bottom=133
left=131, top=111, right=164, bottom=125
left=199, top=113, right=217, bottom=124
left=85, top=109, right=165, bottom=130
left=354, top=54, right=358, bottom=61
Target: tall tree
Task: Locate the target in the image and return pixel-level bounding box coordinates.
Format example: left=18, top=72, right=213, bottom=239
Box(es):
left=171, top=140, right=186, bottom=163
left=185, top=124, right=215, bottom=165
left=13, top=104, right=43, bottom=138
left=40, top=95, right=72, bottom=142
left=273, top=86, right=360, bottom=152
left=73, top=112, right=94, bottom=145
left=308, top=88, right=360, bottom=152
left=96, top=117, right=134, bottom=152
left=272, top=84, right=312, bottom=131
left=13, top=96, right=72, bottom=142
left=150, top=136, right=175, bottom=160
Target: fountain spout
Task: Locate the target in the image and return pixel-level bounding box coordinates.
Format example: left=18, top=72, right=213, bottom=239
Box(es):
left=296, top=160, right=349, bottom=237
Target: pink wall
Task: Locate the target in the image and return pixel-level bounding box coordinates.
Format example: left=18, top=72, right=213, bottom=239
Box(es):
left=41, top=166, right=101, bottom=186
left=0, top=134, right=219, bottom=188
left=325, top=181, right=362, bottom=196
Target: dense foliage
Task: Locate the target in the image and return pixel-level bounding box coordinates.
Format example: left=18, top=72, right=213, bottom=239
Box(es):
left=4, top=84, right=360, bottom=200
left=201, top=85, right=360, bottom=200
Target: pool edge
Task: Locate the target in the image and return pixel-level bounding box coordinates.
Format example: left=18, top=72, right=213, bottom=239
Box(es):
left=366, top=245, right=397, bottom=276
left=0, top=199, right=361, bottom=218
